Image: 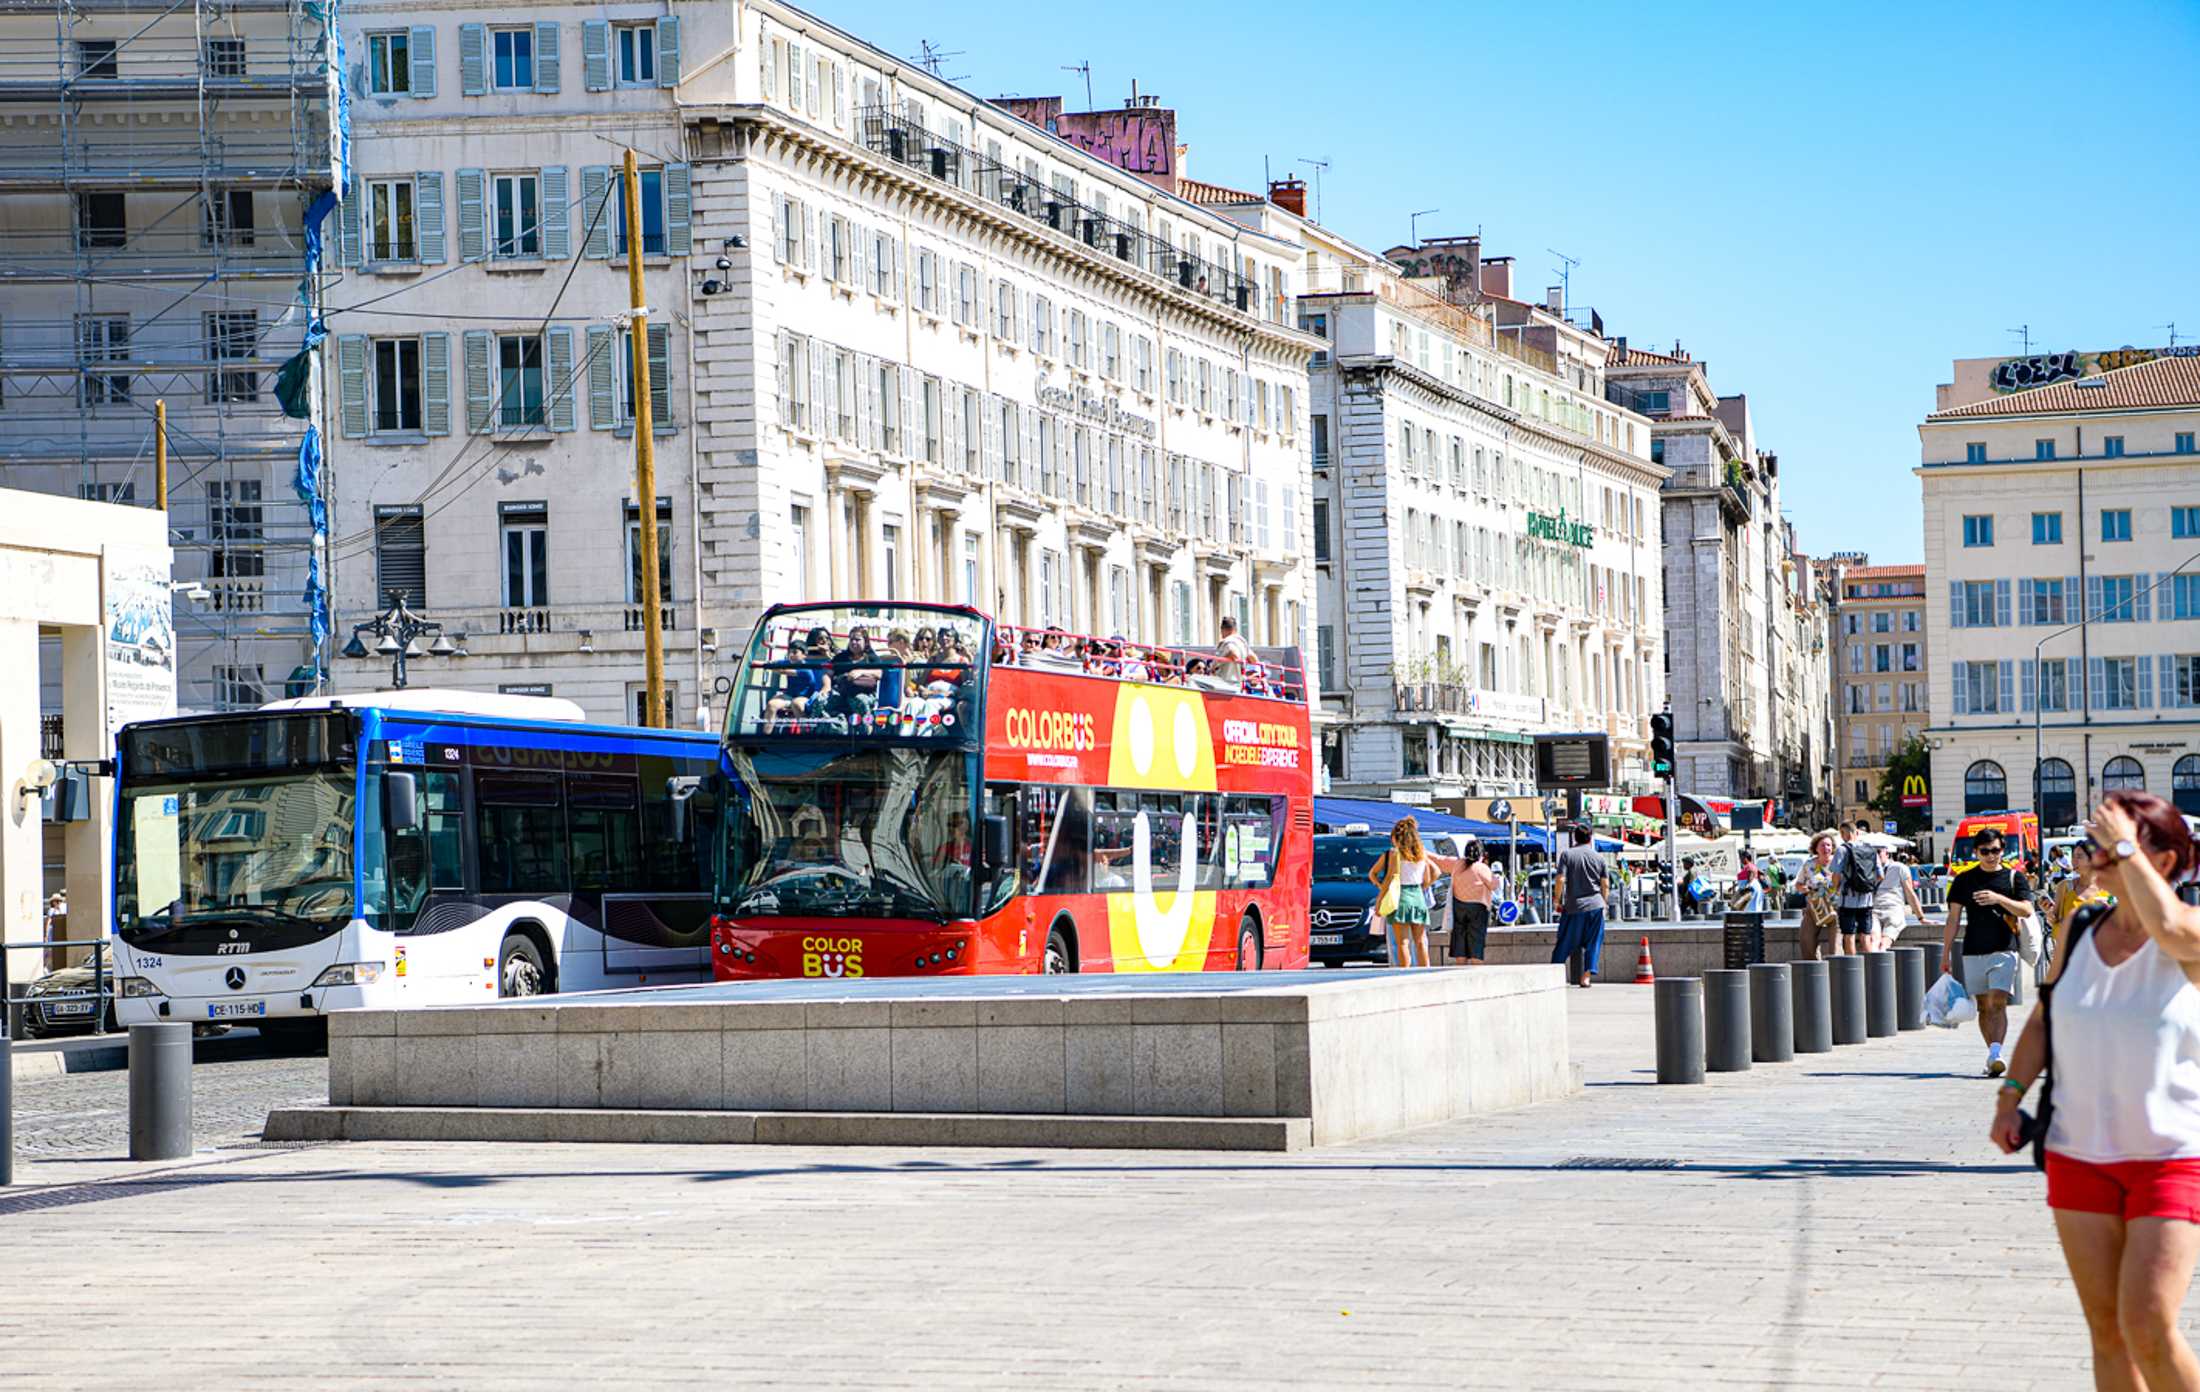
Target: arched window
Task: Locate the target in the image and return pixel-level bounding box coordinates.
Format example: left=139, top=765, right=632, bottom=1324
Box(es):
left=1964, top=759, right=2007, bottom=815
left=2176, top=756, right=2200, bottom=816
left=2037, top=758, right=2077, bottom=829
left=2104, top=756, right=2146, bottom=793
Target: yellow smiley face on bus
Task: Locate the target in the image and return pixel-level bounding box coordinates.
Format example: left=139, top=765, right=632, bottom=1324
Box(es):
left=1103, top=685, right=1219, bottom=972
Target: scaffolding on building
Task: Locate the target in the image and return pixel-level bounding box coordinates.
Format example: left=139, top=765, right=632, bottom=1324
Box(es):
left=0, top=0, right=337, bottom=709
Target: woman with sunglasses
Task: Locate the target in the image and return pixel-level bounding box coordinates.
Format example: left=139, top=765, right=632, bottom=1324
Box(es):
left=1992, top=791, right=2200, bottom=1390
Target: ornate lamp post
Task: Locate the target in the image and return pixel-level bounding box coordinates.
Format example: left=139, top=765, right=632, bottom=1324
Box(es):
left=340, top=591, right=466, bottom=690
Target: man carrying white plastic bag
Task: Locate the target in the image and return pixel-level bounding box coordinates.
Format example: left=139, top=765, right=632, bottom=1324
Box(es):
left=1922, top=970, right=1978, bottom=1028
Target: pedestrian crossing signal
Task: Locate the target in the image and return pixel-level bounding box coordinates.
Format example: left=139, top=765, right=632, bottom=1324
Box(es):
left=1649, top=711, right=1674, bottom=778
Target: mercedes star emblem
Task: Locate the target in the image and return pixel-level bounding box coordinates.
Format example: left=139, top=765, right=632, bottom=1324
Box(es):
left=224, top=966, right=247, bottom=991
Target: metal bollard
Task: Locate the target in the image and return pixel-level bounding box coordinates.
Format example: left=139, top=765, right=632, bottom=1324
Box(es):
left=1704, top=968, right=1752, bottom=1072
left=1920, top=941, right=1945, bottom=983
left=1749, top=961, right=1793, bottom=1062
left=1894, top=946, right=1928, bottom=1031
left=1829, top=954, right=1868, bottom=1045
left=128, top=1022, right=193, bottom=1162
left=0, top=1007, right=11, bottom=1187
left=1863, top=951, right=1898, bottom=1037
left=1791, top=959, right=1833, bottom=1053
left=1655, top=977, right=1705, bottom=1084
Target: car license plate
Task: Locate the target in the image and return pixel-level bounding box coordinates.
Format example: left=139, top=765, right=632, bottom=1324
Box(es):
left=49, top=1001, right=94, bottom=1017
left=208, top=1000, right=267, bottom=1020
left=1311, top=933, right=1343, bottom=947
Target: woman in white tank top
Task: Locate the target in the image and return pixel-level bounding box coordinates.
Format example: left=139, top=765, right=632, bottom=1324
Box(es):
left=1993, top=792, right=2200, bottom=1390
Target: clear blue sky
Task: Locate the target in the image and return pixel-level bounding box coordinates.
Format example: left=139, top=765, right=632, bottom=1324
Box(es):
left=822, top=0, right=2200, bottom=565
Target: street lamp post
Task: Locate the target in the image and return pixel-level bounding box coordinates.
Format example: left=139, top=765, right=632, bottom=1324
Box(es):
left=340, top=591, right=466, bottom=690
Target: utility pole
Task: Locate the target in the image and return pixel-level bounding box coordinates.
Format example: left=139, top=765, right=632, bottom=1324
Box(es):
left=624, top=149, right=666, bottom=727
left=154, top=398, right=168, bottom=509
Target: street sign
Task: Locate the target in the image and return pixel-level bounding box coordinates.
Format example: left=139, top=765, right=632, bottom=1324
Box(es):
left=1884, top=820, right=1898, bottom=835
left=1900, top=774, right=1929, bottom=809
left=1729, top=803, right=1766, bottom=832
left=1488, top=799, right=1513, bottom=824
left=1533, top=732, right=1610, bottom=791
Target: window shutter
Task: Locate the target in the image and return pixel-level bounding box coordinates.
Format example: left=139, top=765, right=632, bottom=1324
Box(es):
left=582, top=20, right=609, bottom=91
left=2087, top=574, right=2104, bottom=623
left=900, top=365, right=916, bottom=457
left=1948, top=581, right=1963, bottom=629
left=2016, top=577, right=2033, bottom=626
left=2090, top=657, right=2107, bottom=712
left=2021, top=659, right=2036, bottom=712
left=547, top=326, right=575, bottom=431
left=774, top=332, right=791, bottom=422
left=456, top=168, right=485, bottom=262
left=1952, top=667, right=1968, bottom=716
left=533, top=23, right=559, bottom=93
left=422, top=331, right=450, bottom=434
left=858, top=354, right=878, bottom=449
left=647, top=324, right=670, bottom=425
left=374, top=509, right=428, bottom=608
left=1995, top=577, right=2010, bottom=627
left=580, top=166, right=612, bottom=258
left=463, top=329, right=493, bottom=432
left=539, top=166, right=569, bottom=258
left=2140, top=655, right=2155, bottom=709
left=1023, top=413, right=1039, bottom=490
left=849, top=223, right=865, bottom=291
left=800, top=203, right=816, bottom=270
left=984, top=393, right=1001, bottom=471
left=809, top=337, right=827, bottom=432
left=2066, top=576, right=2082, bottom=622
left=655, top=16, right=680, bottom=86
left=2138, top=577, right=2153, bottom=622
left=2164, top=654, right=2180, bottom=709
left=409, top=26, right=437, bottom=98
left=665, top=164, right=690, bottom=257
left=459, top=23, right=485, bottom=96
left=1999, top=660, right=2014, bottom=714
left=336, top=335, right=368, bottom=437
left=414, top=171, right=445, bottom=263
left=586, top=325, right=615, bottom=428
left=770, top=197, right=785, bottom=264
left=339, top=171, right=363, bottom=267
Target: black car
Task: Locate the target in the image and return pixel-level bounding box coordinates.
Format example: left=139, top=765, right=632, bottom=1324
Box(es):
left=20, top=941, right=116, bottom=1038
left=1310, top=833, right=1451, bottom=966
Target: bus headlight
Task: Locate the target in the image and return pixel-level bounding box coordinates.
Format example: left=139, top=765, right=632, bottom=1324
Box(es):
left=310, top=962, right=385, bottom=988
left=119, top=976, right=161, bottom=998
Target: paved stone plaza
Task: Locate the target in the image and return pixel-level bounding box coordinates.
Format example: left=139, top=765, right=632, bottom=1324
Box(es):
left=0, top=988, right=2141, bottom=1389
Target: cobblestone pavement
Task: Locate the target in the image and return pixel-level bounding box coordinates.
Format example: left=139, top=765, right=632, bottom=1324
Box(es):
left=0, top=990, right=2143, bottom=1389
left=9, top=1034, right=322, bottom=1156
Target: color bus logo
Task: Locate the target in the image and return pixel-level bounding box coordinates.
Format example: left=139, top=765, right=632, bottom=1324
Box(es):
left=801, top=936, right=864, bottom=979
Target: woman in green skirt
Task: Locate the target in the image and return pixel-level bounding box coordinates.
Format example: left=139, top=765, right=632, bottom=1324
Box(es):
left=1367, top=816, right=1471, bottom=968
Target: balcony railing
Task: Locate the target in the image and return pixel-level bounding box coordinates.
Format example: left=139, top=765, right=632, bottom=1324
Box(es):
left=855, top=105, right=1265, bottom=321
left=40, top=714, right=63, bottom=760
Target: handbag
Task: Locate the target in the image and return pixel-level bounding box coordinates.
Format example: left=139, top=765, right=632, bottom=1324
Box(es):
left=1375, top=855, right=1401, bottom=918
left=2020, top=900, right=2106, bottom=1171
left=2016, top=909, right=2044, bottom=966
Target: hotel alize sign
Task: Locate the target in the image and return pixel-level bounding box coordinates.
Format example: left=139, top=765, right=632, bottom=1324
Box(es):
left=1526, top=508, right=1594, bottom=548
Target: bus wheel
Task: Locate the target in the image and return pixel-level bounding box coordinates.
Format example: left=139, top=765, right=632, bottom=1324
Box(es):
left=1043, top=927, right=1075, bottom=975
left=498, top=934, right=549, bottom=998
left=1235, top=915, right=1263, bottom=971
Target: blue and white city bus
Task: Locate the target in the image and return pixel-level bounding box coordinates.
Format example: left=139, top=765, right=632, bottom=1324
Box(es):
left=111, top=690, right=720, bottom=1038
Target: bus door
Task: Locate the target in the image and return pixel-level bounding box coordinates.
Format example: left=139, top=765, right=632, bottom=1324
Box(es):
left=588, top=761, right=712, bottom=979
left=385, top=766, right=472, bottom=997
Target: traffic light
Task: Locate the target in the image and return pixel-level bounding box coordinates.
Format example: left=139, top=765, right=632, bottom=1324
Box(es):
left=1649, top=710, right=1675, bottom=778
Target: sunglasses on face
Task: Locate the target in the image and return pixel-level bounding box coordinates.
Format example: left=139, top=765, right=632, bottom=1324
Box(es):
left=1975, top=843, right=2004, bottom=858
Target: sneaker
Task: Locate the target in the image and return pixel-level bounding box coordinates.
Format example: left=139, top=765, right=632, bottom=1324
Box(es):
left=1986, top=1057, right=2007, bottom=1078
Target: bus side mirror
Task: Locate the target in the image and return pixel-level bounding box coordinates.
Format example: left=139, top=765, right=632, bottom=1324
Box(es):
left=981, top=814, right=1014, bottom=876
left=384, top=771, right=420, bottom=834
left=666, top=776, right=701, bottom=842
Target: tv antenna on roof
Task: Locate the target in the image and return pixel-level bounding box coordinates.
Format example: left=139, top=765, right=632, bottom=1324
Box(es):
left=2009, top=324, right=2033, bottom=356
left=1299, top=157, right=1330, bottom=222
left=2166, top=322, right=2181, bottom=349
left=1549, top=249, right=1580, bottom=314
left=912, top=40, right=966, bottom=82
left=1062, top=60, right=1092, bottom=110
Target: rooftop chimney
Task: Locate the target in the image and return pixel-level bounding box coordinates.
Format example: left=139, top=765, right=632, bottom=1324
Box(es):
left=1545, top=286, right=1563, bottom=313
left=1480, top=256, right=1512, bottom=301
left=1267, top=177, right=1306, bottom=217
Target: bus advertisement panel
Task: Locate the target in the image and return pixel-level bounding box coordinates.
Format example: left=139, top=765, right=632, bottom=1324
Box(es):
left=110, top=692, right=720, bottom=1036
left=710, top=602, right=1312, bottom=980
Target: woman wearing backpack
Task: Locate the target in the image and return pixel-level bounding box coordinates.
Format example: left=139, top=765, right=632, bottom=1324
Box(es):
left=1991, top=793, right=2200, bottom=1391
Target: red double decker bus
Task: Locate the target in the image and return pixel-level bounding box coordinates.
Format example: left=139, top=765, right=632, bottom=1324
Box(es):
left=709, top=602, right=1312, bottom=979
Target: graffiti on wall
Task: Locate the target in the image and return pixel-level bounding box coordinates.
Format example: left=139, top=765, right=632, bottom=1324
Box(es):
left=1053, top=112, right=1174, bottom=177
left=1991, top=344, right=2200, bottom=393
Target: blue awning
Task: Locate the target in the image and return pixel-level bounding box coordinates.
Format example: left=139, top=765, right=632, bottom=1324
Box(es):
left=1312, top=798, right=1503, bottom=839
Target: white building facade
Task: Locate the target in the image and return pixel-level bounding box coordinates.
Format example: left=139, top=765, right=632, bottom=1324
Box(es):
left=1295, top=248, right=1666, bottom=798
left=1920, top=351, right=2200, bottom=834
left=324, top=0, right=1316, bottom=723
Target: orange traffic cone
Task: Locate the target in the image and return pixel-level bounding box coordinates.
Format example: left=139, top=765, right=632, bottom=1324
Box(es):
left=1634, top=937, right=1656, bottom=985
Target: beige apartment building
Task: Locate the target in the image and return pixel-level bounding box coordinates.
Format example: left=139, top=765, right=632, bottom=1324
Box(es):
left=1830, top=561, right=1927, bottom=823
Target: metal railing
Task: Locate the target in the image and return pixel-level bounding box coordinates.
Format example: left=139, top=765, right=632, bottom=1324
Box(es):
left=2, top=934, right=111, bottom=1041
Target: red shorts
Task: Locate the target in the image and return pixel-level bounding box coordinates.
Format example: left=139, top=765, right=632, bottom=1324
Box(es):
left=2046, top=1151, right=2200, bottom=1222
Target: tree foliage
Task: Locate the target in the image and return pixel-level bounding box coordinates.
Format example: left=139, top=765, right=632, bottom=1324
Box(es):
left=1868, top=736, right=1932, bottom=837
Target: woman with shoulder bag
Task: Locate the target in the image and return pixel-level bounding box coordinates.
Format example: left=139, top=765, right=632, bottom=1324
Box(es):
left=1991, top=791, right=2200, bottom=1390
left=1367, top=817, right=1470, bottom=970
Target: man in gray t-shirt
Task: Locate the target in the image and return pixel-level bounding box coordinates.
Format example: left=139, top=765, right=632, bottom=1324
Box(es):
left=1550, top=823, right=1610, bottom=987
left=1829, top=820, right=1884, bottom=954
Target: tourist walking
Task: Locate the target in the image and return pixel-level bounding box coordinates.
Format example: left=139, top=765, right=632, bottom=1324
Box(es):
left=1833, top=820, right=1885, bottom=954
left=1874, top=848, right=1927, bottom=947
left=1366, top=817, right=1470, bottom=970
left=1943, top=825, right=2034, bottom=1077
left=1992, top=793, right=2200, bottom=1391
left=1550, top=823, right=1610, bottom=987
left=1799, top=832, right=1840, bottom=960
left=1450, top=842, right=1498, bottom=965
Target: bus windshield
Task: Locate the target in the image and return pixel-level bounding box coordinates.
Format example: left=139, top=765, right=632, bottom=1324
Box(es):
left=721, top=744, right=974, bottom=921
left=116, top=772, right=357, bottom=950
left=726, top=604, right=988, bottom=740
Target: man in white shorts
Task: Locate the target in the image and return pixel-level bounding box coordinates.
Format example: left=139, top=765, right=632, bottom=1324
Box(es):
left=1940, top=829, right=2033, bottom=1077
left=1872, top=848, right=1926, bottom=946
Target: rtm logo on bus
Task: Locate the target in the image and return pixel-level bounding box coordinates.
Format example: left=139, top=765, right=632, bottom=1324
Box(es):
left=801, top=936, right=864, bottom=979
